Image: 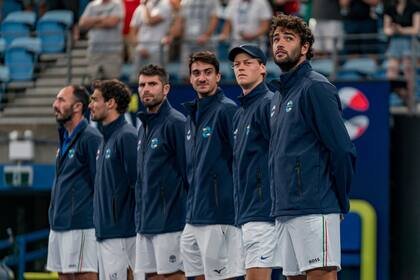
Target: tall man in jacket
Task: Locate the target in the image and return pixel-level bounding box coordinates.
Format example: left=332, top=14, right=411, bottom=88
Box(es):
left=134, top=64, right=187, bottom=280
left=268, top=14, right=357, bottom=280
left=228, top=44, right=278, bottom=280
left=181, top=51, right=245, bottom=280
left=89, top=79, right=138, bottom=280
left=48, top=85, right=102, bottom=280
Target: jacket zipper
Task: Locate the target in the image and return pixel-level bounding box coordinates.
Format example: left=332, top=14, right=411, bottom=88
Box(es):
left=295, top=161, right=302, bottom=196
left=213, top=174, right=219, bottom=207
left=256, top=168, right=263, bottom=202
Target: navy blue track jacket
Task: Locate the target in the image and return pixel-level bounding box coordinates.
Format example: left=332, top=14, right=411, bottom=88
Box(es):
left=136, top=99, right=187, bottom=234
left=269, top=61, right=357, bottom=217
left=183, top=88, right=238, bottom=225
left=233, top=82, right=274, bottom=225
left=49, top=119, right=102, bottom=231
left=94, top=115, right=137, bottom=240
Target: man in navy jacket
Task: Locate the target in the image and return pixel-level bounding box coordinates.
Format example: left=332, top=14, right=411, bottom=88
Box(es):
left=268, top=14, right=357, bottom=279
left=180, top=51, right=245, bottom=280
left=229, top=44, right=278, bottom=280
left=47, top=85, right=101, bottom=280
left=89, top=79, right=138, bottom=280
left=134, top=64, right=187, bottom=280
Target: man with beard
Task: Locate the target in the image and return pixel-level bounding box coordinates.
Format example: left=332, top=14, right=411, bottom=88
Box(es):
left=48, top=86, right=102, bottom=280
left=181, top=51, right=245, bottom=280
left=134, top=64, right=187, bottom=280
left=268, top=14, right=357, bottom=280
left=89, top=79, right=138, bottom=280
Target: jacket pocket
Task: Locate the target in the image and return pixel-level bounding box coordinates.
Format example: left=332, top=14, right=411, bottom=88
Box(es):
left=256, top=168, right=263, bottom=202
left=295, top=161, right=303, bottom=196
left=213, top=174, right=219, bottom=208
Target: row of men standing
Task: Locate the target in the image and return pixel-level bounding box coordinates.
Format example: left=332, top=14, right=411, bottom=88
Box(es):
left=47, top=14, right=357, bottom=280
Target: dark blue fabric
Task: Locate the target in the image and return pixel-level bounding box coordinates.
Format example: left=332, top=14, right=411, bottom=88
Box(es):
left=135, top=99, right=187, bottom=234
left=49, top=119, right=102, bottom=231
left=233, top=82, right=274, bottom=225
left=183, top=89, right=238, bottom=225
left=268, top=61, right=357, bottom=216
left=94, top=115, right=138, bottom=240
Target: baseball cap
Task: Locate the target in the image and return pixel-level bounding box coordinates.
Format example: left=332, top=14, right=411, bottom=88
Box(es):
left=228, top=44, right=267, bottom=65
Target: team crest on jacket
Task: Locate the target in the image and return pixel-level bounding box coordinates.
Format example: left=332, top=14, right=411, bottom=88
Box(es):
left=233, top=128, right=238, bottom=140
left=151, top=138, right=160, bottom=149
left=137, top=139, right=142, bottom=151
left=202, top=126, right=212, bottom=138
left=246, top=124, right=251, bottom=135
left=96, top=149, right=100, bottom=160
left=285, top=100, right=293, bottom=112
left=105, top=148, right=111, bottom=159
left=68, top=148, right=75, bottom=159
left=186, top=129, right=191, bottom=141
left=270, top=105, right=276, bottom=117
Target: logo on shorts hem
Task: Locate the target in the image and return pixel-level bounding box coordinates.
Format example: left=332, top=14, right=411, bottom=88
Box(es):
left=169, top=255, right=177, bottom=263
left=110, top=272, right=118, bottom=280
left=260, top=256, right=270, bottom=260
left=213, top=267, right=226, bottom=275
left=309, top=257, right=321, bottom=264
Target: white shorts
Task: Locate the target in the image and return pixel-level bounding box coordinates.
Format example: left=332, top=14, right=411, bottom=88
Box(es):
left=97, top=237, right=139, bottom=280
left=241, top=221, right=279, bottom=269
left=180, top=224, right=245, bottom=280
left=310, top=20, right=344, bottom=52
left=46, top=229, right=98, bottom=273
left=135, top=232, right=183, bottom=274
left=275, top=214, right=341, bottom=276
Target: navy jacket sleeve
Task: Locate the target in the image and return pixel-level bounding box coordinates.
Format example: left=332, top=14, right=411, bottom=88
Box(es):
left=220, top=105, right=238, bottom=150
left=167, top=119, right=188, bottom=191
left=258, top=97, right=272, bottom=142
left=304, top=82, right=357, bottom=213
left=118, top=131, right=138, bottom=188
left=85, top=133, right=102, bottom=188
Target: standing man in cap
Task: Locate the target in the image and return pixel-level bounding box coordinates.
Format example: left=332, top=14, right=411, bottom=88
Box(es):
left=89, top=79, right=138, bottom=280
left=268, top=14, right=356, bottom=279
left=228, top=44, right=278, bottom=280
left=48, top=85, right=102, bottom=280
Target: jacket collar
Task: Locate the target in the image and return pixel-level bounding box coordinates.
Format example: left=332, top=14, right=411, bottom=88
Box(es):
left=99, top=114, right=126, bottom=140
left=137, top=98, right=172, bottom=127
left=237, top=82, right=268, bottom=108
left=58, top=119, right=88, bottom=145
left=183, top=87, right=224, bottom=118
left=278, top=60, right=312, bottom=90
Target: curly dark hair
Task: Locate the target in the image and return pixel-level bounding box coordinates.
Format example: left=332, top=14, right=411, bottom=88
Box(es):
left=269, top=14, right=314, bottom=60
left=138, top=64, right=169, bottom=85
left=92, top=79, right=132, bottom=114
left=188, top=51, right=220, bottom=74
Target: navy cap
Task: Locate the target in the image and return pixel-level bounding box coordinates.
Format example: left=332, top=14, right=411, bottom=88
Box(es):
left=228, top=44, right=267, bottom=65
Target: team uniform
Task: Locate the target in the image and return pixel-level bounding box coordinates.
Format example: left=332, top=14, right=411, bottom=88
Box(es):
left=94, top=115, right=138, bottom=280
left=232, top=82, right=278, bottom=269
left=269, top=61, right=356, bottom=275
left=135, top=99, right=187, bottom=275
left=47, top=119, right=102, bottom=273
left=181, top=89, right=245, bottom=280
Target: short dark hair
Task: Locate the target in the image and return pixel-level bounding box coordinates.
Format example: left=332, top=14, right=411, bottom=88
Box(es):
left=71, top=85, right=89, bottom=113
left=92, top=79, right=132, bottom=114
left=188, top=51, right=220, bottom=74
left=269, top=14, right=314, bottom=60
left=138, top=64, right=169, bottom=85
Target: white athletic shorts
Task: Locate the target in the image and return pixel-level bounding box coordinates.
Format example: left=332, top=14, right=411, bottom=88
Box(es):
left=135, top=231, right=183, bottom=275
left=97, top=237, right=140, bottom=280
left=46, top=229, right=98, bottom=273
left=241, top=221, right=279, bottom=269
left=274, top=214, right=341, bottom=276
left=180, top=224, right=245, bottom=280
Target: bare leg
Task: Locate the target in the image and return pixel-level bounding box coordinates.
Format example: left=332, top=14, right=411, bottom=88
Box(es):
left=287, top=275, right=306, bottom=280
left=306, top=267, right=337, bottom=280
left=163, top=271, right=185, bottom=280
left=245, top=267, right=272, bottom=280
left=59, top=272, right=98, bottom=280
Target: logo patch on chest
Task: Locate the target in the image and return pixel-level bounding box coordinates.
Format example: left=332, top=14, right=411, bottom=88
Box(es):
left=68, top=148, right=75, bottom=159
left=202, top=126, right=212, bottom=138
left=105, top=148, right=111, bottom=159
left=150, top=138, right=160, bottom=149
left=186, top=129, right=191, bottom=141
left=285, top=100, right=293, bottom=112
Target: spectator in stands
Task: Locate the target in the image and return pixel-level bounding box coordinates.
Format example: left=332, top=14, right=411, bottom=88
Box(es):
left=48, top=85, right=102, bottom=280
left=384, top=0, right=420, bottom=104
left=129, top=0, right=176, bottom=81
left=310, top=0, right=344, bottom=56
left=122, top=0, right=140, bottom=63
left=89, top=79, right=138, bottom=280
left=79, top=0, right=124, bottom=80
left=45, top=0, right=82, bottom=41
left=340, top=0, right=379, bottom=55
left=271, top=0, right=300, bottom=16
left=220, top=0, right=273, bottom=52
left=170, top=0, right=221, bottom=80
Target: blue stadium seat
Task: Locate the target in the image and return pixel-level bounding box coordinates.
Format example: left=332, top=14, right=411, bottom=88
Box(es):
left=341, top=212, right=362, bottom=266
left=1, top=0, right=22, bottom=20
left=1, top=11, right=36, bottom=46
left=342, top=57, right=377, bottom=77
left=5, top=37, right=41, bottom=81
left=311, top=58, right=334, bottom=77
left=0, top=38, right=6, bottom=55
left=36, top=10, right=74, bottom=53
